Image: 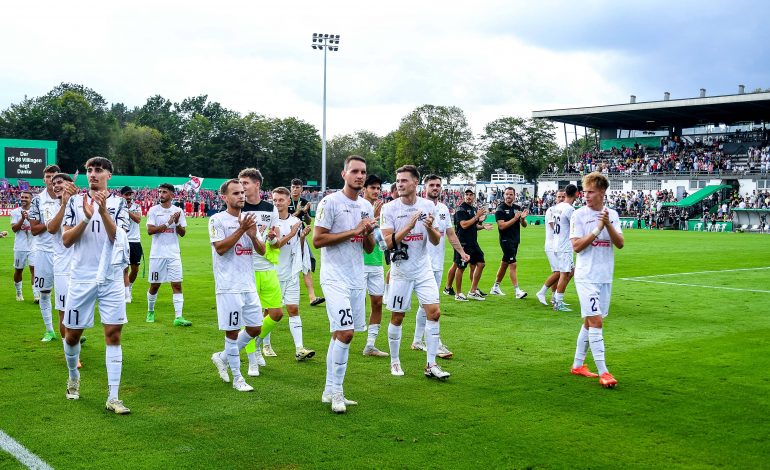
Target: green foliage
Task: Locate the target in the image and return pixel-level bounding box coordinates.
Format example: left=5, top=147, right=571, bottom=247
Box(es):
left=394, top=105, right=474, bottom=180
left=479, top=116, right=559, bottom=182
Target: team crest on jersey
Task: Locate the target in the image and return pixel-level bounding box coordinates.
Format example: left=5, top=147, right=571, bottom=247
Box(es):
left=261, top=214, right=271, bottom=222
left=439, top=213, right=446, bottom=220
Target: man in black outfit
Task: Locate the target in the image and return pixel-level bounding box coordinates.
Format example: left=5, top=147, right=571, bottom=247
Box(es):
left=450, top=189, right=489, bottom=301
left=490, top=187, right=528, bottom=298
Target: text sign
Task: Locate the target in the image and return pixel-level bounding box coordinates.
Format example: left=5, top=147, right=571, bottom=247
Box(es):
left=5, top=147, right=47, bottom=178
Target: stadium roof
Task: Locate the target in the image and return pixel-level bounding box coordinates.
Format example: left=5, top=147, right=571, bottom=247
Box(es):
left=532, top=92, right=770, bottom=130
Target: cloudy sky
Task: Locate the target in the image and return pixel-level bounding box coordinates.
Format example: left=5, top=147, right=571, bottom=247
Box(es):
left=2, top=0, right=769, bottom=140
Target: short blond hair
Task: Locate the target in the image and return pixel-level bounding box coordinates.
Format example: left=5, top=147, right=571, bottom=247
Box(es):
left=582, top=172, right=609, bottom=191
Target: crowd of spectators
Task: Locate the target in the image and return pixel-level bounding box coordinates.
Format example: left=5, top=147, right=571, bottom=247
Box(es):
left=554, top=137, right=769, bottom=176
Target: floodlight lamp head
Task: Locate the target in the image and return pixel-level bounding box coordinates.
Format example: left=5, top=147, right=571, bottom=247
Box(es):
left=335, top=34, right=340, bottom=39
left=313, top=33, right=318, bottom=38
left=312, top=44, right=317, bottom=49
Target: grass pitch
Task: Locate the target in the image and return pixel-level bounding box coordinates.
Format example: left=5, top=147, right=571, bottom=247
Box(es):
left=1, top=217, right=769, bottom=469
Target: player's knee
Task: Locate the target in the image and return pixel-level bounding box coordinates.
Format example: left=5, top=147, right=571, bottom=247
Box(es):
left=390, top=313, right=405, bottom=326
left=245, top=326, right=261, bottom=337
left=335, top=330, right=354, bottom=343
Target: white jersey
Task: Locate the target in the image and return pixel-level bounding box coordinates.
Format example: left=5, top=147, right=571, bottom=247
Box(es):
left=426, top=201, right=451, bottom=272
left=551, top=201, right=575, bottom=253
left=64, top=193, right=128, bottom=281
left=28, top=189, right=58, bottom=252
left=146, top=204, right=186, bottom=259
left=208, top=211, right=257, bottom=294
left=10, top=207, right=32, bottom=252
left=275, top=214, right=303, bottom=281
left=544, top=206, right=555, bottom=252
left=242, top=200, right=279, bottom=272
left=380, top=196, right=437, bottom=280
left=125, top=201, right=142, bottom=242
left=569, top=206, right=622, bottom=284
left=315, top=190, right=373, bottom=289
left=49, top=198, right=73, bottom=276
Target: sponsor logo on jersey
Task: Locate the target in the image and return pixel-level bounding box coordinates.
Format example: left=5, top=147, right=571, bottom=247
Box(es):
left=234, top=243, right=253, bottom=256
left=591, top=239, right=611, bottom=247
left=351, top=235, right=364, bottom=243
left=403, top=233, right=424, bottom=242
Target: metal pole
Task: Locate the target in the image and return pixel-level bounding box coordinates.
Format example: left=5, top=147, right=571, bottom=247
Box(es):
left=321, top=44, right=328, bottom=194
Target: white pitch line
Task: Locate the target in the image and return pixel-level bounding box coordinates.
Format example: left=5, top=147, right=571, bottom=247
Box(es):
left=0, top=430, right=53, bottom=470
left=622, top=278, right=770, bottom=294
left=621, top=266, right=770, bottom=280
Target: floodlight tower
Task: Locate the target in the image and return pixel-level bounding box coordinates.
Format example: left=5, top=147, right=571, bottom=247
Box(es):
left=311, top=33, right=340, bottom=194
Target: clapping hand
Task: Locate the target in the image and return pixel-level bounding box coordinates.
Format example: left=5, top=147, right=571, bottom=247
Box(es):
left=408, top=210, right=422, bottom=230
left=423, top=212, right=435, bottom=229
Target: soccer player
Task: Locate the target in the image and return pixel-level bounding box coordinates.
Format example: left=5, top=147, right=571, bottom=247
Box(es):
left=452, top=189, right=489, bottom=301
left=29, top=165, right=62, bottom=341
left=272, top=186, right=316, bottom=361
left=238, top=168, right=282, bottom=369
left=62, top=156, right=131, bottom=414
left=536, top=190, right=564, bottom=306
left=146, top=183, right=191, bottom=326
left=46, top=173, right=77, bottom=351
left=313, top=155, right=377, bottom=413
left=490, top=187, right=529, bottom=298
left=569, top=172, right=624, bottom=388
left=360, top=174, right=389, bottom=357
left=551, top=184, right=578, bottom=312
left=209, top=179, right=265, bottom=392
left=121, top=186, right=143, bottom=304
left=411, top=175, right=469, bottom=358
left=381, top=165, right=451, bottom=380
left=289, top=178, right=324, bottom=307
left=10, top=190, right=34, bottom=301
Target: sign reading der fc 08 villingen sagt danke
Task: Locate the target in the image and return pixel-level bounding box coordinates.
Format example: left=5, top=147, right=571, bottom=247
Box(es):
left=5, top=147, right=47, bottom=178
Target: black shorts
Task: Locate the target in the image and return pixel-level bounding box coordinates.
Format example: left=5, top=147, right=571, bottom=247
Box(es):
left=500, top=239, right=519, bottom=263
left=129, top=242, right=144, bottom=265
left=455, top=242, right=484, bottom=268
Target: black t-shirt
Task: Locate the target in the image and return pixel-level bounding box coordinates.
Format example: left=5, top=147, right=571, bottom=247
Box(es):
left=288, top=197, right=310, bottom=225
left=454, top=202, right=478, bottom=244
left=495, top=202, right=522, bottom=243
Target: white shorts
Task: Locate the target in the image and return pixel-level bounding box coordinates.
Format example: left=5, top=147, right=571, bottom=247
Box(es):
left=13, top=250, right=30, bottom=269
left=33, top=251, right=54, bottom=291
left=386, top=271, right=440, bottom=313
left=432, top=269, right=443, bottom=289
left=28, top=250, right=36, bottom=267
left=322, top=283, right=366, bottom=332
left=54, top=274, right=70, bottom=311
left=575, top=282, right=612, bottom=318
left=279, top=275, right=300, bottom=306
left=149, top=257, right=183, bottom=283
left=216, top=292, right=262, bottom=331
left=555, top=251, right=574, bottom=273
left=545, top=250, right=558, bottom=272
left=64, top=280, right=127, bottom=329
left=364, top=265, right=385, bottom=296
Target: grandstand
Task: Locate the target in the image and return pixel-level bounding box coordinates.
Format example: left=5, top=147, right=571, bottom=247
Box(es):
left=533, top=88, right=770, bottom=231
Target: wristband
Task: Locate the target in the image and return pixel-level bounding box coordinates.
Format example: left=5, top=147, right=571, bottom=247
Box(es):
left=83, top=217, right=91, bottom=224
left=591, top=227, right=601, bottom=237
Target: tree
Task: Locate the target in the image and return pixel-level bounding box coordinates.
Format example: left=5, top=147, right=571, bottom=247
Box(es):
left=326, top=130, right=384, bottom=188
left=394, top=105, right=474, bottom=180
left=264, top=117, right=321, bottom=187
left=113, top=124, right=164, bottom=175
left=480, top=117, right=559, bottom=185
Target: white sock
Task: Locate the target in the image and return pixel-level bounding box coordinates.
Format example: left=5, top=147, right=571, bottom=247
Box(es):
left=224, top=337, right=242, bottom=380
left=555, top=292, right=564, bottom=303
left=64, top=341, right=80, bottom=380
left=414, top=307, right=427, bottom=344
left=366, top=324, right=379, bottom=347
left=39, top=292, right=53, bottom=332
left=388, top=323, right=402, bottom=364
left=128, top=282, right=133, bottom=294
left=106, top=345, right=122, bottom=400
left=288, top=316, right=303, bottom=349
left=325, top=337, right=334, bottom=394
left=236, top=329, right=254, bottom=351
left=263, top=332, right=271, bottom=346
left=588, top=327, right=608, bottom=375
left=493, top=282, right=500, bottom=288
left=425, top=320, right=440, bottom=365
left=32, top=282, right=39, bottom=297
left=538, top=285, right=548, bottom=295
left=572, top=326, right=590, bottom=368
left=147, top=292, right=157, bottom=311
left=125, top=286, right=130, bottom=297
left=172, top=293, right=183, bottom=318
left=247, top=352, right=257, bottom=366
left=15, top=282, right=22, bottom=295
left=331, top=340, right=350, bottom=394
